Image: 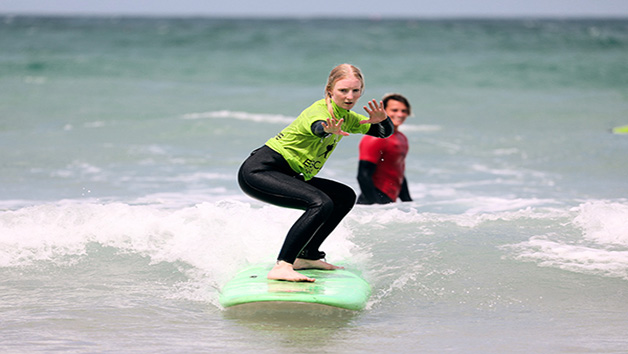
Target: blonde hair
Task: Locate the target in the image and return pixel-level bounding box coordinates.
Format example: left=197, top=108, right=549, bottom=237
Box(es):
left=324, top=64, right=364, bottom=119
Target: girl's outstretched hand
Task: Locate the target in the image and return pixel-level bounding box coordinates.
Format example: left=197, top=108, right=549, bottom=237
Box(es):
left=360, top=99, right=387, bottom=124
left=322, top=117, right=349, bottom=136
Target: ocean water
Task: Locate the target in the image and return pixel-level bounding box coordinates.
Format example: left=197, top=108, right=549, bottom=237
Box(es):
left=1, top=16, right=628, bottom=353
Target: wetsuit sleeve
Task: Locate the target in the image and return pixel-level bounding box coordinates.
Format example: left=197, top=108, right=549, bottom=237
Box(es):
left=366, top=117, right=394, bottom=138
left=357, top=161, right=378, bottom=204
left=399, top=176, right=413, bottom=202
left=311, top=120, right=328, bottom=137
left=357, top=160, right=390, bottom=204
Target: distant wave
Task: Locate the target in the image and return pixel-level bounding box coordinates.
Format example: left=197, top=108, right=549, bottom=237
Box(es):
left=181, top=110, right=294, bottom=124
left=399, top=124, right=442, bottom=132
left=183, top=112, right=447, bottom=132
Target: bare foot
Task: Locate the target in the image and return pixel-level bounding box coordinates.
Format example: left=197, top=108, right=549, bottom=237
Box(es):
left=267, top=261, right=315, bottom=282
left=293, top=258, right=344, bottom=270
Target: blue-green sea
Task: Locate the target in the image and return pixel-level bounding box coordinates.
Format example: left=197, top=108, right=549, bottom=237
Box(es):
left=1, top=16, right=628, bottom=353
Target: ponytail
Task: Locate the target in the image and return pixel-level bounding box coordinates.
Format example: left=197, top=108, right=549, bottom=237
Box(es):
left=325, top=92, right=336, bottom=120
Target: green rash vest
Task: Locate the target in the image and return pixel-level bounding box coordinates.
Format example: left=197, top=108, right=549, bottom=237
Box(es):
left=265, top=99, right=371, bottom=180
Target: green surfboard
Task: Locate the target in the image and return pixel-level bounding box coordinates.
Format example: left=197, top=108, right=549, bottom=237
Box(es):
left=219, top=264, right=371, bottom=311
left=612, top=125, right=628, bottom=134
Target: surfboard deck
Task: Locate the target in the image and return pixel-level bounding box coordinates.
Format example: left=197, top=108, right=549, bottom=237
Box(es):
left=219, top=264, right=371, bottom=311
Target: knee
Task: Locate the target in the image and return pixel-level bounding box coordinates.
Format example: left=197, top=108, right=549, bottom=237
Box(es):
left=308, top=182, right=356, bottom=217
left=319, top=185, right=355, bottom=217
left=337, top=184, right=357, bottom=211
left=313, top=194, right=335, bottom=219
left=346, top=187, right=357, bottom=205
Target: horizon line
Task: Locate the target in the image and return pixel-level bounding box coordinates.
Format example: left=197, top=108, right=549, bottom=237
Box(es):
left=2, top=12, right=628, bottom=20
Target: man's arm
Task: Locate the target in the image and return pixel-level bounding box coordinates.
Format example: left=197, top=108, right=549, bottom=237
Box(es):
left=399, top=177, right=412, bottom=202
left=357, top=160, right=391, bottom=204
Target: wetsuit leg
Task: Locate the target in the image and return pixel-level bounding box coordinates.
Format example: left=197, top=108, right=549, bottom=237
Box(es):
left=298, top=177, right=356, bottom=257
left=238, top=146, right=356, bottom=263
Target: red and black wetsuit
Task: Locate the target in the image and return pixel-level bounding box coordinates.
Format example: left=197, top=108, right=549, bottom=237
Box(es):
left=357, top=130, right=412, bottom=204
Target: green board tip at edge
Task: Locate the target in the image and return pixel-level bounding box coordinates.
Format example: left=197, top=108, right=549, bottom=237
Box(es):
left=612, top=125, right=628, bottom=134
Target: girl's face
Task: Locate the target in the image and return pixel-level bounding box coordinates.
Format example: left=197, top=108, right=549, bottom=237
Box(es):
left=385, top=99, right=409, bottom=128
left=328, top=77, right=362, bottom=110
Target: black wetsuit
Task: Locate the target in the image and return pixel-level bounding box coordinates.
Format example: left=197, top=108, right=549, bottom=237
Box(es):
left=238, top=118, right=393, bottom=264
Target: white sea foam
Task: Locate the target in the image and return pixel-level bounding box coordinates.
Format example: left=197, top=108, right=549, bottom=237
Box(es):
left=0, top=200, right=357, bottom=300
left=502, top=200, right=628, bottom=280
left=351, top=200, right=565, bottom=229
left=572, top=200, right=628, bottom=246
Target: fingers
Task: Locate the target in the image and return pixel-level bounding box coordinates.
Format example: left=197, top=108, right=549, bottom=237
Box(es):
left=364, top=99, right=385, bottom=113
left=323, top=117, right=346, bottom=135
left=367, top=99, right=380, bottom=111
left=327, top=117, right=343, bottom=128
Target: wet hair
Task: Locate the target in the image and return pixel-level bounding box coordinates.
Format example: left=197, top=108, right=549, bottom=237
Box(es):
left=324, top=64, right=365, bottom=119
left=382, top=93, right=411, bottom=116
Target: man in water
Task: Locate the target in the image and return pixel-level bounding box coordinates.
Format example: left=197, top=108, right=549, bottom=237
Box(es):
left=357, top=93, right=413, bottom=204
